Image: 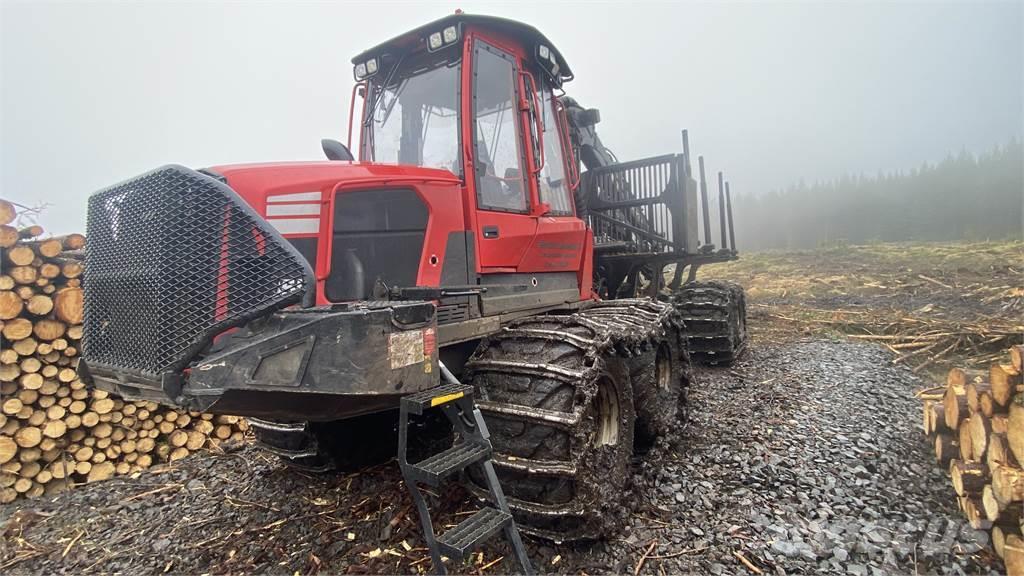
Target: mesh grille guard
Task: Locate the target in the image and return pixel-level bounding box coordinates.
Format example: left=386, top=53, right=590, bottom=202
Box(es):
left=82, top=165, right=314, bottom=385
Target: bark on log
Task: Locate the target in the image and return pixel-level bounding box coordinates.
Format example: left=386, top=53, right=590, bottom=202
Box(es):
left=935, top=433, right=956, bottom=467
left=960, top=495, right=992, bottom=530
left=950, top=459, right=988, bottom=496
left=994, top=525, right=1023, bottom=560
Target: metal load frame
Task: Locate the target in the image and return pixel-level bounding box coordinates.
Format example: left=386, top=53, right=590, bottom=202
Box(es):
left=580, top=130, right=738, bottom=297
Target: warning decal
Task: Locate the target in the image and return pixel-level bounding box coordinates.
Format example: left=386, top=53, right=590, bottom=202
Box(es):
left=389, top=329, right=424, bottom=370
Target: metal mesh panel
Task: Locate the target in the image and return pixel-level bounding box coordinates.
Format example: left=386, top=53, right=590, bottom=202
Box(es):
left=581, top=154, right=686, bottom=253
left=83, top=165, right=313, bottom=378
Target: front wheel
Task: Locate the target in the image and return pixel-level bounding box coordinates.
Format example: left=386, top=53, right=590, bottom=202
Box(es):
left=464, top=313, right=638, bottom=541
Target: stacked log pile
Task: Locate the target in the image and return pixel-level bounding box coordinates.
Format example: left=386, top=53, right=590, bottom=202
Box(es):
left=0, top=199, right=248, bottom=502
left=921, top=344, right=1024, bottom=573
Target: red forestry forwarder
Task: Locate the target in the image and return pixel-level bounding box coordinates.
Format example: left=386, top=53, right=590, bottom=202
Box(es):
left=79, top=13, right=746, bottom=573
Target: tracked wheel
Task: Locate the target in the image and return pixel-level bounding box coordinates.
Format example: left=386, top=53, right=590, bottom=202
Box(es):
left=673, top=280, right=747, bottom=365
left=464, top=300, right=685, bottom=541
left=630, top=330, right=693, bottom=450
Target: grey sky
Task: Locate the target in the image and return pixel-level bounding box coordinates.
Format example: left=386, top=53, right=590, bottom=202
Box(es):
left=2, top=1, right=1021, bottom=234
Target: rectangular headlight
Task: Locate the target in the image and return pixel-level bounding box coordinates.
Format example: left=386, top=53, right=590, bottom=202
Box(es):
left=443, top=26, right=458, bottom=44
left=428, top=32, right=443, bottom=50
left=354, top=62, right=367, bottom=80
left=366, top=58, right=378, bottom=74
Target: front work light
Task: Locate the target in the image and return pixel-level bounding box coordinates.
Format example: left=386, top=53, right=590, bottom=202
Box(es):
left=428, top=32, right=443, bottom=50
left=366, top=58, right=378, bottom=74
left=354, top=62, right=367, bottom=80
left=443, top=26, right=458, bottom=44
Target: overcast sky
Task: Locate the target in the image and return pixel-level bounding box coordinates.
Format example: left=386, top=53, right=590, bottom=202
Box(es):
left=2, top=1, right=1021, bottom=234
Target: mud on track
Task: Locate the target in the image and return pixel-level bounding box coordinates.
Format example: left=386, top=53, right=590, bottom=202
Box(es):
left=0, top=339, right=999, bottom=575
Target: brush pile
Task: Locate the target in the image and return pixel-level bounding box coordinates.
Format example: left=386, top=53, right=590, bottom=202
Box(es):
left=0, top=199, right=248, bottom=502
left=920, top=343, right=1024, bottom=573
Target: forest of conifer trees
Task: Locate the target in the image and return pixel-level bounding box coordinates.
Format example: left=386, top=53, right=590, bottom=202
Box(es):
left=731, top=139, right=1022, bottom=251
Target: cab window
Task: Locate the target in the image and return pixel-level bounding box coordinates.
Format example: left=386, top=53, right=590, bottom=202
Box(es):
left=472, top=41, right=528, bottom=213
left=364, top=58, right=461, bottom=175
left=535, top=82, right=573, bottom=215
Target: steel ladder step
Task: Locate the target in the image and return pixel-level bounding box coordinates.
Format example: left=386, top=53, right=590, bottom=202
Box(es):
left=401, top=382, right=473, bottom=415
left=437, top=506, right=513, bottom=560
left=407, top=441, right=491, bottom=486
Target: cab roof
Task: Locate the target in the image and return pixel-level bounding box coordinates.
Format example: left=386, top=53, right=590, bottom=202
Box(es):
left=350, top=13, right=573, bottom=82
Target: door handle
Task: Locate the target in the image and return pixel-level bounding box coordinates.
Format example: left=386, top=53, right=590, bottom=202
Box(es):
left=483, top=226, right=499, bottom=239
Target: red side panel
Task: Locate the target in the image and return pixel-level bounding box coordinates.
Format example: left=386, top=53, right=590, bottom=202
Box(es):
left=578, top=228, right=595, bottom=300
left=516, top=217, right=586, bottom=272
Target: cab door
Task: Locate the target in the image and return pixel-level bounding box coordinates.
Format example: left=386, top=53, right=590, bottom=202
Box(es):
left=468, top=38, right=536, bottom=269
left=515, top=75, right=587, bottom=273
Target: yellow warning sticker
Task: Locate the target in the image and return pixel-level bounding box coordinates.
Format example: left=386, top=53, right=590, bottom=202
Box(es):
left=430, top=392, right=464, bottom=407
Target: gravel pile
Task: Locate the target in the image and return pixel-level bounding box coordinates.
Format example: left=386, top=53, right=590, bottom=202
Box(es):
left=0, top=339, right=999, bottom=574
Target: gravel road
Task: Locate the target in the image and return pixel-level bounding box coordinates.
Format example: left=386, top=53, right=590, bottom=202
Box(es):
left=0, top=339, right=999, bottom=575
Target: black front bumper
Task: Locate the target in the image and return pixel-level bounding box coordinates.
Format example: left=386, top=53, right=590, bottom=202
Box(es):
left=81, top=300, right=440, bottom=421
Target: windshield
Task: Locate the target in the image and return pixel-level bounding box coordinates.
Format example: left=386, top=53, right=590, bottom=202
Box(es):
left=363, top=60, right=461, bottom=175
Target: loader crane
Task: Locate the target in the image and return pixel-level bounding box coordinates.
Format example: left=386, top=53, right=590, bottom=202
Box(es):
left=78, top=12, right=747, bottom=566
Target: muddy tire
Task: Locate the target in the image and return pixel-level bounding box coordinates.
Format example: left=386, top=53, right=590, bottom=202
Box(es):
left=465, top=300, right=681, bottom=541
left=630, top=332, right=693, bottom=450
left=673, top=280, right=747, bottom=365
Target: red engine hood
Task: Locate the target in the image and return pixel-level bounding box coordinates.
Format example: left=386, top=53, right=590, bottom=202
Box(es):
left=207, top=161, right=461, bottom=197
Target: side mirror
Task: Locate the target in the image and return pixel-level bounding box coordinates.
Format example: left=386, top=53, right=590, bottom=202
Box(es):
left=322, top=139, right=354, bottom=162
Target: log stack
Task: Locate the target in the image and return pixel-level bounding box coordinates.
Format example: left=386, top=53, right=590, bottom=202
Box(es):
left=920, top=344, right=1024, bottom=573
left=0, top=199, right=249, bottom=503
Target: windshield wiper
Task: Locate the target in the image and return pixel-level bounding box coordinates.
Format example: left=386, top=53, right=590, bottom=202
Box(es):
left=363, top=52, right=408, bottom=128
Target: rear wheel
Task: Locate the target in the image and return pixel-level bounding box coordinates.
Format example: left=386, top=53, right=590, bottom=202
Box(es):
left=630, top=336, right=692, bottom=451
left=673, top=280, right=747, bottom=365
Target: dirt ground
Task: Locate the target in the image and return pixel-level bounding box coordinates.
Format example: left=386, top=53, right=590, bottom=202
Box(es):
left=711, top=240, right=1022, bottom=377
left=1, top=241, right=1018, bottom=575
